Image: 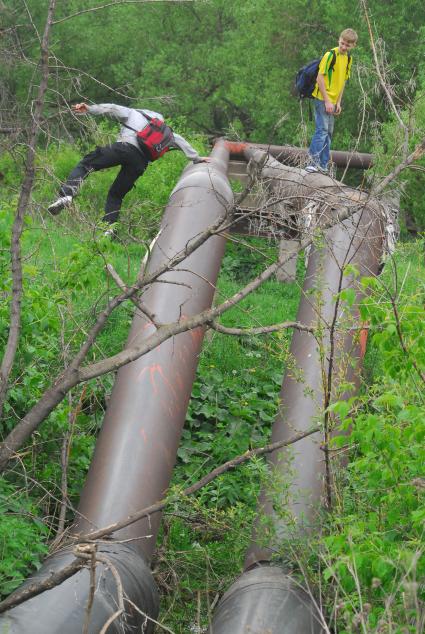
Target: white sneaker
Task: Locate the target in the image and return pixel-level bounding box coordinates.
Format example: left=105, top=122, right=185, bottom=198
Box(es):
left=305, top=165, right=319, bottom=173
left=103, top=228, right=117, bottom=239
left=48, top=195, right=73, bottom=215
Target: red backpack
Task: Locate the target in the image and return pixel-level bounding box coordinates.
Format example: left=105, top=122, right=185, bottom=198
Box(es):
left=123, top=111, right=174, bottom=161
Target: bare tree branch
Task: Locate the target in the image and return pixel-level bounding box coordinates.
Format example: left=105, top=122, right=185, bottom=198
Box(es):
left=361, top=0, right=409, bottom=157
left=372, top=137, right=425, bottom=195
left=209, top=320, right=314, bottom=336
left=52, top=0, right=195, bottom=26
left=0, top=558, right=84, bottom=614
left=105, top=263, right=161, bottom=328
left=0, top=0, right=57, bottom=418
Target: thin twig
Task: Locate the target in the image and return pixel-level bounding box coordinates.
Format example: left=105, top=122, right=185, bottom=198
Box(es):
left=52, top=0, right=195, bottom=26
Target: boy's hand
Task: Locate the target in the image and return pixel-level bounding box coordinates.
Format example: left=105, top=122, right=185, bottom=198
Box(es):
left=335, top=103, right=342, bottom=115
left=72, top=103, right=88, bottom=114
left=325, top=100, right=335, bottom=114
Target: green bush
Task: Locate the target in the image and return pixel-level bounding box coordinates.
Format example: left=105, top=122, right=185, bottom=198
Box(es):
left=0, top=478, right=49, bottom=597
left=320, top=242, right=425, bottom=632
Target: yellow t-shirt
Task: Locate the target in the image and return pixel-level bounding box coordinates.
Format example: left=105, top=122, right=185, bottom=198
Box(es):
left=312, top=47, right=352, bottom=104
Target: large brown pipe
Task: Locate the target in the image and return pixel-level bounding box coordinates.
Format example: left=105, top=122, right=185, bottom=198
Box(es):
left=0, top=141, right=233, bottom=633
left=210, top=148, right=383, bottom=633
left=225, top=140, right=373, bottom=169
left=73, top=140, right=232, bottom=559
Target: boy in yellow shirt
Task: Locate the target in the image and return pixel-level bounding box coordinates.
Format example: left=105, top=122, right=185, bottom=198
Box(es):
left=306, top=28, right=358, bottom=173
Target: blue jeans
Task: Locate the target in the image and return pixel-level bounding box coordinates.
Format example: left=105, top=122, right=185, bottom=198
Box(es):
left=308, top=99, right=335, bottom=170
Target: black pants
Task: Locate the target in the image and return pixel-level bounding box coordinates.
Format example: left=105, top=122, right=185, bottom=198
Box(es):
left=60, top=142, right=149, bottom=224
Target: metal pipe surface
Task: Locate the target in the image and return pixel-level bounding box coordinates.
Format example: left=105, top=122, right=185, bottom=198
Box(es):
left=0, top=544, right=158, bottom=634
left=73, top=140, right=232, bottom=561
left=210, top=149, right=383, bottom=633
left=0, top=141, right=233, bottom=633
left=225, top=140, right=373, bottom=169
left=210, top=565, right=323, bottom=634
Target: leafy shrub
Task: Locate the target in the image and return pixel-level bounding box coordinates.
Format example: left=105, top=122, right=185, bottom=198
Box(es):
left=0, top=478, right=49, bottom=597
left=320, top=242, right=425, bottom=632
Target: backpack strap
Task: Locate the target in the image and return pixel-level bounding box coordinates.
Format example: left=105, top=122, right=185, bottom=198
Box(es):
left=346, top=52, right=352, bottom=80
left=325, top=50, right=337, bottom=85
left=122, top=111, right=155, bottom=130
left=138, top=110, right=153, bottom=121
left=121, top=121, right=138, bottom=133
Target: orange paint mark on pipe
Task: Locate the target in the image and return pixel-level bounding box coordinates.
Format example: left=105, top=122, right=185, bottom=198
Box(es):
left=139, top=427, right=148, bottom=443
left=225, top=141, right=248, bottom=155
left=359, top=323, right=369, bottom=360
left=189, top=326, right=203, bottom=346
left=138, top=363, right=178, bottom=400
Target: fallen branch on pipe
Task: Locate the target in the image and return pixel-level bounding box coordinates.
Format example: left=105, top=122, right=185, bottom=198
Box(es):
left=209, top=320, right=314, bottom=335
left=0, top=558, right=84, bottom=614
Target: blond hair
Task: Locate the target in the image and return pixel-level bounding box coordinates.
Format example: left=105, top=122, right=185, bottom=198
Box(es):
left=340, top=28, right=358, bottom=44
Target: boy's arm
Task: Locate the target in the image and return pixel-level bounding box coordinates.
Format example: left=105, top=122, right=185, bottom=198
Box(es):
left=335, top=83, right=346, bottom=115
left=316, top=74, right=335, bottom=114
left=72, top=103, right=132, bottom=121
left=172, top=133, right=210, bottom=163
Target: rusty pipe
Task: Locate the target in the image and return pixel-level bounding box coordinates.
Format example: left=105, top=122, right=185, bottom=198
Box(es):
left=224, top=140, right=373, bottom=169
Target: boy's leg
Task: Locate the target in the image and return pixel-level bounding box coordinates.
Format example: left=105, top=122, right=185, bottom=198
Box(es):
left=308, top=99, right=334, bottom=170
left=102, top=145, right=148, bottom=224
left=49, top=144, right=125, bottom=214
left=320, top=115, right=335, bottom=171
left=60, top=144, right=124, bottom=197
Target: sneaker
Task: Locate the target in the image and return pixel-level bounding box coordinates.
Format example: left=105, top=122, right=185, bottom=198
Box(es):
left=305, top=165, right=319, bottom=173
left=48, top=195, right=73, bottom=215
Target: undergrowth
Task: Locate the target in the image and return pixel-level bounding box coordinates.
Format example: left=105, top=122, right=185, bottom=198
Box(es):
left=0, top=140, right=423, bottom=632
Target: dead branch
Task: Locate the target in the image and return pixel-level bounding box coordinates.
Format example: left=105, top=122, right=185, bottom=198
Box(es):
left=0, top=558, right=84, bottom=614
left=105, top=263, right=161, bottom=328
left=372, top=136, right=425, bottom=195
left=75, top=424, right=320, bottom=543
left=209, top=320, right=314, bottom=336
left=0, top=0, right=57, bottom=419
left=124, top=597, right=176, bottom=633
left=82, top=544, right=97, bottom=634
left=97, top=554, right=124, bottom=634
left=52, top=0, right=195, bottom=26
left=361, top=0, right=409, bottom=158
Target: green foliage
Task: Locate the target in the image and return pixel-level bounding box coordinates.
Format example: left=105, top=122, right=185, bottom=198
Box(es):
left=0, top=478, right=49, bottom=597
left=370, top=88, right=425, bottom=232
left=319, top=243, right=425, bottom=632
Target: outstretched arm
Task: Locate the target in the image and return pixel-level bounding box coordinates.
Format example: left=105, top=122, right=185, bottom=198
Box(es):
left=72, top=103, right=132, bottom=122
left=172, top=132, right=211, bottom=163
